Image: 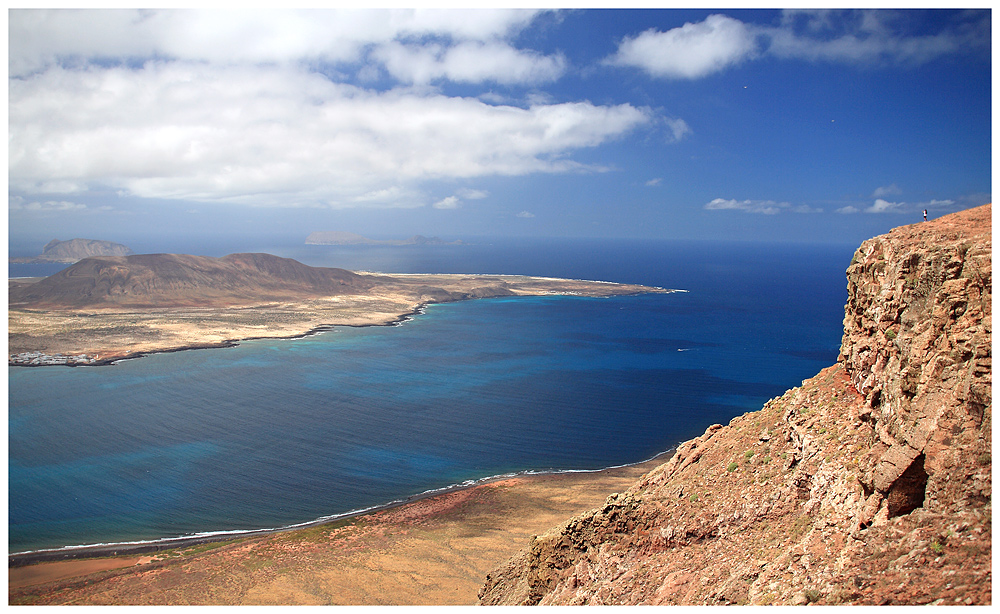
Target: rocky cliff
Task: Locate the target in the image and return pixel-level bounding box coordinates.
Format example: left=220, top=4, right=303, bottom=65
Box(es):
left=479, top=204, right=991, bottom=606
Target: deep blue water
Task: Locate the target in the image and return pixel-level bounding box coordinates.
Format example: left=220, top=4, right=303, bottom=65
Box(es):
left=8, top=239, right=853, bottom=553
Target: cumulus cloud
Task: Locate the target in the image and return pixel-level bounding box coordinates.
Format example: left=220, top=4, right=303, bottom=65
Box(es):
left=608, top=14, right=758, bottom=79
left=705, top=198, right=786, bottom=215
left=8, top=9, right=547, bottom=77
left=516, top=210, right=535, bottom=218
left=872, top=183, right=902, bottom=198
left=645, top=178, right=662, bottom=187
left=606, top=10, right=989, bottom=80
left=867, top=198, right=904, bottom=213
left=456, top=188, right=489, bottom=199
left=433, top=196, right=460, bottom=209
left=705, top=198, right=822, bottom=214
left=836, top=205, right=861, bottom=214
left=9, top=63, right=652, bottom=207
left=664, top=117, right=692, bottom=142
left=374, top=40, right=566, bottom=85
left=864, top=197, right=955, bottom=214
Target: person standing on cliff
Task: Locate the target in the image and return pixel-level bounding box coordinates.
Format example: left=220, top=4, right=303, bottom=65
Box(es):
left=924, top=209, right=928, bottom=221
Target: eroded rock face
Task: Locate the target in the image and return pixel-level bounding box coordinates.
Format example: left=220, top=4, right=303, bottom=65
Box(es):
left=840, top=204, right=991, bottom=521
left=479, top=204, right=991, bottom=606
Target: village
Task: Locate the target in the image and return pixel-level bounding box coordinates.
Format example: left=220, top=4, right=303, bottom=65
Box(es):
left=10, top=352, right=99, bottom=366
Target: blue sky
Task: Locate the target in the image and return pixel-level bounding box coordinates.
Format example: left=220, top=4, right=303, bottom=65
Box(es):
left=7, top=8, right=992, bottom=252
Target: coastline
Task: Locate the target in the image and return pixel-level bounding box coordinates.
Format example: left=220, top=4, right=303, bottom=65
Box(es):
left=8, top=306, right=425, bottom=368
left=10, top=452, right=674, bottom=604
left=9, top=449, right=675, bottom=566
left=10, top=272, right=676, bottom=367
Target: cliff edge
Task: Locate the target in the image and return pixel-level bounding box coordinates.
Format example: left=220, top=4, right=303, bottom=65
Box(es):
left=479, top=204, right=991, bottom=606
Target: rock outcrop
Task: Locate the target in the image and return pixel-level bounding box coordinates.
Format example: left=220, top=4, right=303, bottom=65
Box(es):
left=479, top=204, right=991, bottom=606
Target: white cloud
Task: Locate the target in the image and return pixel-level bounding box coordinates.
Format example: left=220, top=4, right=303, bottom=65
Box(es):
left=865, top=197, right=957, bottom=214
left=456, top=188, right=489, bottom=199
left=867, top=198, right=903, bottom=213
left=433, top=196, right=461, bottom=209
left=9, top=62, right=652, bottom=208
left=607, top=14, right=759, bottom=79
left=765, top=10, right=987, bottom=65
left=705, top=198, right=822, bottom=214
left=664, top=117, right=692, bottom=142
left=606, top=10, right=989, bottom=81
left=8, top=9, right=548, bottom=77
left=516, top=210, right=535, bottom=218
left=9, top=199, right=87, bottom=212
left=836, top=197, right=965, bottom=215
left=645, top=178, right=662, bottom=187
left=705, top=198, right=785, bottom=215
left=872, top=183, right=902, bottom=198
left=374, top=40, right=566, bottom=85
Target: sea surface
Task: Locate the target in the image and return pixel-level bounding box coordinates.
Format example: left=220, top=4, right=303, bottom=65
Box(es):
left=9, top=238, right=854, bottom=554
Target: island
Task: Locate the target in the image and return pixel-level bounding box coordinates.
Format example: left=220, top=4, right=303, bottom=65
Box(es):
left=305, top=231, right=464, bottom=246
left=8, top=252, right=673, bottom=365
left=10, top=238, right=134, bottom=264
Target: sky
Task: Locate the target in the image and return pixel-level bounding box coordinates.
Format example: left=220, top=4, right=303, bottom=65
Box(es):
left=6, top=7, right=993, bottom=253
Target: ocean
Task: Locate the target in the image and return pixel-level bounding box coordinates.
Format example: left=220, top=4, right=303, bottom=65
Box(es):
left=8, top=238, right=853, bottom=554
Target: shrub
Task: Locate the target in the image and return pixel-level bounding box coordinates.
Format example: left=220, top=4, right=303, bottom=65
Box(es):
left=727, top=462, right=738, bottom=472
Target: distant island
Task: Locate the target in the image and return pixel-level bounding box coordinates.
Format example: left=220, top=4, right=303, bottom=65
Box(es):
left=8, top=252, right=672, bottom=365
left=10, top=238, right=134, bottom=264
left=305, top=232, right=464, bottom=246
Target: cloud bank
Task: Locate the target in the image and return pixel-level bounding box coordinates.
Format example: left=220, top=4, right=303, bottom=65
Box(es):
left=9, top=9, right=987, bottom=217
left=9, top=9, right=653, bottom=209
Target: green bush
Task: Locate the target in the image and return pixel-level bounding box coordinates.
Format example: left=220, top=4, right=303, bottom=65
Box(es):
left=727, top=462, right=738, bottom=472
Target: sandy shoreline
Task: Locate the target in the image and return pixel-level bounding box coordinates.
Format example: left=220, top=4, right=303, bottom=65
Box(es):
left=9, top=450, right=673, bottom=566
left=9, top=453, right=673, bottom=604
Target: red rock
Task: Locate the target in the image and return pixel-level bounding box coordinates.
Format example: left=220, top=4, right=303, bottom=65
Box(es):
left=480, top=204, right=992, bottom=606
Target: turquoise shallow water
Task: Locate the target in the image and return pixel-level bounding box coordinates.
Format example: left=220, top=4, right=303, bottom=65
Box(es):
left=8, top=239, right=852, bottom=553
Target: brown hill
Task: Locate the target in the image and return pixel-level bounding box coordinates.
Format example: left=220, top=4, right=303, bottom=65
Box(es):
left=480, top=204, right=991, bottom=606
left=8, top=253, right=372, bottom=309
left=10, top=238, right=135, bottom=264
